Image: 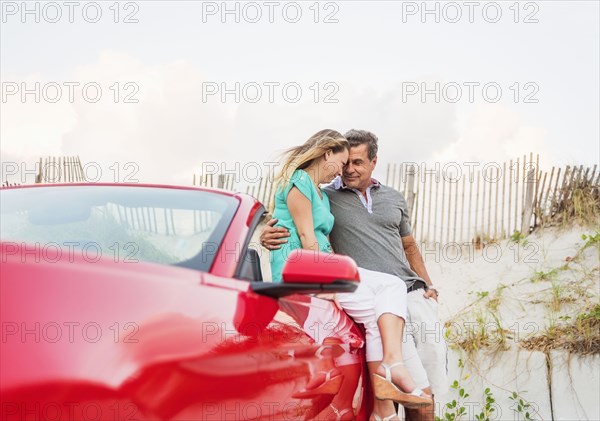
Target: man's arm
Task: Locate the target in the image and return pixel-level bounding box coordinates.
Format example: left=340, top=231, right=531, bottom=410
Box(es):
left=260, top=219, right=290, bottom=250
left=402, top=234, right=438, bottom=301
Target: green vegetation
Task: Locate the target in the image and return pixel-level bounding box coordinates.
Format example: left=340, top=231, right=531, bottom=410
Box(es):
left=531, top=268, right=559, bottom=283
left=474, top=387, right=496, bottom=421
left=510, top=230, right=527, bottom=244
left=522, top=304, right=600, bottom=355
left=509, top=392, right=536, bottom=421
left=436, top=361, right=540, bottom=421
left=581, top=231, right=600, bottom=248
left=435, top=379, right=471, bottom=421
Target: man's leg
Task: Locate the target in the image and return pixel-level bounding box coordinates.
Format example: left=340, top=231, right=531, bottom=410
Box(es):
left=406, top=290, right=449, bottom=417
left=409, top=291, right=448, bottom=395
left=401, top=319, right=434, bottom=421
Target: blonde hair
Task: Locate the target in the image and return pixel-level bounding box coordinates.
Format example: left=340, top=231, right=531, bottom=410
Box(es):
left=270, top=129, right=348, bottom=211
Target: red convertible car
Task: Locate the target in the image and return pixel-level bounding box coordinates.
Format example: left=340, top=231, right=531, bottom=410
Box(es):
left=0, top=183, right=372, bottom=420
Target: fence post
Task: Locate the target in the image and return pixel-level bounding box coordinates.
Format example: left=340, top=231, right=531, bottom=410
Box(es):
left=386, top=163, right=391, bottom=187
left=406, top=164, right=416, bottom=216
left=521, top=167, right=536, bottom=235
left=36, top=158, right=43, bottom=183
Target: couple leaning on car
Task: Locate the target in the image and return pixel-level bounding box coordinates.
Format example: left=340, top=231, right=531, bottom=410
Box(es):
left=260, top=129, right=448, bottom=421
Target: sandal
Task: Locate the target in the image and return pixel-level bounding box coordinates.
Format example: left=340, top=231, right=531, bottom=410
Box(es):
left=372, top=362, right=432, bottom=408
left=292, top=368, right=344, bottom=398
left=329, top=404, right=353, bottom=420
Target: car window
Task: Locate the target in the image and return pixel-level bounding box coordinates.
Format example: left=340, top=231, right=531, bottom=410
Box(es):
left=0, top=185, right=238, bottom=271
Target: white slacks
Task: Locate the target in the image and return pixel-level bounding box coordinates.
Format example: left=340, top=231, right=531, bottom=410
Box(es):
left=336, top=267, right=408, bottom=361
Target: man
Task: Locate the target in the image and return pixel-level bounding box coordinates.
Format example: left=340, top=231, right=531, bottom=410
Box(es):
left=261, top=129, right=447, bottom=421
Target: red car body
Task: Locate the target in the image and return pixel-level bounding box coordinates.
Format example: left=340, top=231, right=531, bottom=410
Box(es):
left=0, top=184, right=372, bottom=420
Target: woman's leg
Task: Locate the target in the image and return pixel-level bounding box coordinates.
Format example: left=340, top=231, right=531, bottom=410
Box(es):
left=375, top=312, right=415, bottom=392
left=366, top=269, right=417, bottom=393
left=336, top=268, right=431, bottom=408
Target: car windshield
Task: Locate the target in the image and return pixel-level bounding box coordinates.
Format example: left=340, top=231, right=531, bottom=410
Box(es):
left=0, top=185, right=239, bottom=271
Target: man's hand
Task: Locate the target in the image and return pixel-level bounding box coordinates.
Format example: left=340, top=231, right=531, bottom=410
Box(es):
left=260, top=218, right=290, bottom=250
left=423, top=287, right=438, bottom=302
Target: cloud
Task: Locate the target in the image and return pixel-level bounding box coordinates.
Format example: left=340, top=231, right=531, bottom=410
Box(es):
left=56, top=51, right=461, bottom=185
left=1, top=73, right=78, bottom=158
left=2, top=51, right=559, bottom=188
left=60, top=51, right=236, bottom=184
left=432, top=103, right=555, bottom=170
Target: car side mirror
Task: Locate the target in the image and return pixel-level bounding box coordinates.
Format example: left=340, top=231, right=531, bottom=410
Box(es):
left=281, top=249, right=360, bottom=284
left=251, top=250, right=360, bottom=298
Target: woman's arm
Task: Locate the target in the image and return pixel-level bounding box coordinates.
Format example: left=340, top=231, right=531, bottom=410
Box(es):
left=287, top=186, right=320, bottom=251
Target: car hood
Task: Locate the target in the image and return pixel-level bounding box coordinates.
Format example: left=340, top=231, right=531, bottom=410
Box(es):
left=0, top=242, right=258, bottom=391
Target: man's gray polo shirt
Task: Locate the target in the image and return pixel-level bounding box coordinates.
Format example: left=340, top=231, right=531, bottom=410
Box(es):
left=323, top=177, right=424, bottom=288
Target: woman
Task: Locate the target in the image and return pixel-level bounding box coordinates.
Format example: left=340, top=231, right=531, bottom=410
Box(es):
left=269, top=129, right=432, bottom=418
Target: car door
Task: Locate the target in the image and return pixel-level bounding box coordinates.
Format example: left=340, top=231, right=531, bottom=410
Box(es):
left=225, top=214, right=369, bottom=420
left=276, top=293, right=368, bottom=420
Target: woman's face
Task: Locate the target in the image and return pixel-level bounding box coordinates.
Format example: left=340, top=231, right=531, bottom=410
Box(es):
left=322, top=148, right=349, bottom=183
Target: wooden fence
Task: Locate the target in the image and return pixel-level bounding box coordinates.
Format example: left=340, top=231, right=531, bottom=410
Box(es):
left=194, top=155, right=599, bottom=245
left=2, top=157, right=223, bottom=234
left=193, top=173, right=275, bottom=209
left=35, top=156, right=86, bottom=183
left=2, top=156, right=86, bottom=187
left=1, top=181, right=21, bottom=188
left=385, top=154, right=599, bottom=244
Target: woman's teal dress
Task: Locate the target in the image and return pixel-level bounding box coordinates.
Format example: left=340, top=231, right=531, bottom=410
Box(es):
left=270, top=169, right=335, bottom=282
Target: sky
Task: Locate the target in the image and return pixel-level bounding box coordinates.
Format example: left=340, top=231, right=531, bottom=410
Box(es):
left=1, top=0, right=599, bottom=186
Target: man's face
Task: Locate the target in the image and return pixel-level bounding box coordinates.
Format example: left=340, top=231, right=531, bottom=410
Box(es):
left=342, top=144, right=377, bottom=191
